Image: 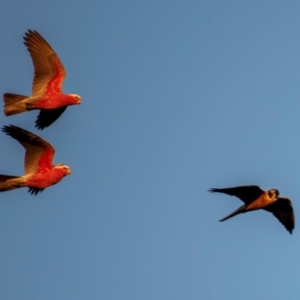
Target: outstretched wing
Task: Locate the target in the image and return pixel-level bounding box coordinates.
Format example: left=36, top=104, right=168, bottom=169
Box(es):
left=35, top=107, right=67, bottom=130
left=23, top=30, right=66, bottom=96
left=209, top=185, right=265, bottom=205
left=264, top=197, right=294, bottom=234
left=2, top=125, right=55, bottom=175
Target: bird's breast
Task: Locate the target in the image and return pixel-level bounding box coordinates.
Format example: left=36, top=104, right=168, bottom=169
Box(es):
left=246, top=193, right=275, bottom=211
left=34, top=93, right=68, bottom=109
left=26, top=169, right=66, bottom=188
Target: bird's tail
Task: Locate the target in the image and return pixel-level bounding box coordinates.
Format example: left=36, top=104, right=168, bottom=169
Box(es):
left=219, top=205, right=246, bottom=222
left=0, top=175, right=26, bottom=192
left=3, top=93, right=29, bottom=116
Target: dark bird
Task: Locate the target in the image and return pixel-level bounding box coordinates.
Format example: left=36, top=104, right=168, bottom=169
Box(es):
left=0, top=125, right=71, bottom=195
left=3, top=30, right=81, bottom=130
left=209, top=185, right=294, bottom=234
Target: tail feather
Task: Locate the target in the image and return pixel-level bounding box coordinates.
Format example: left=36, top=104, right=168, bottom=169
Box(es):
left=0, top=175, right=26, bottom=192
left=219, top=205, right=246, bottom=222
left=3, top=93, right=29, bottom=116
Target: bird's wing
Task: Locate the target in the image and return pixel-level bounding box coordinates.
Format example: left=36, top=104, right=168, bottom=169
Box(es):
left=35, top=107, right=67, bottom=130
left=2, top=125, right=55, bottom=175
left=264, top=197, right=294, bottom=234
left=209, top=185, right=265, bottom=205
left=23, top=30, right=66, bottom=96
left=28, top=187, right=45, bottom=195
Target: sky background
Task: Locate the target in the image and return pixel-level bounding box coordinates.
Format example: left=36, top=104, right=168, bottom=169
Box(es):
left=0, top=1, right=300, bottom=299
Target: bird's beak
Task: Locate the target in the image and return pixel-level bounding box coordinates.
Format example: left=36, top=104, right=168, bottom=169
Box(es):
left=67, top=168, right=71, bottom=175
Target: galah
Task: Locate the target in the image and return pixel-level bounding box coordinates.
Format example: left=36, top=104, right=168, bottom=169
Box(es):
left=0, top=125, right=71, bottom=195
left=3, top=30, right=81, bottom=130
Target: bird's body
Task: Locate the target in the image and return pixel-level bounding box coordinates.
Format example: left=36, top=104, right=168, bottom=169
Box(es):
left=209, top=185, right=294, bottom=234
left=0, top=125, right=71, bottom=195
left=3, top=30, right=81, bottom=129
left=25, top=165, right=70, bottom=189
left=246, top=192, right=276, bottom=210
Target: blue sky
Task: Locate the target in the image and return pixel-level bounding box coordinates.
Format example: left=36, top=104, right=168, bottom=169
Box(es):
left=0, top=1, right=300, bottom=299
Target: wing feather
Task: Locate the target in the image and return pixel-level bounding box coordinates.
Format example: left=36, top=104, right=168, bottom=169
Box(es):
left=28, top=187, right=44, bottom=195
left=23, top=30, right=66, bottom=96
left=209, top=185, right=265, bottom=205
left=2, top=125, right=55, bottom=175
left=35, top=107, right=67, bottom=130
left=264, top=197, right=295, bottom=234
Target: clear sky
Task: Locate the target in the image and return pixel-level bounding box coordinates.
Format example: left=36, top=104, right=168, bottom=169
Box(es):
left=0, top=1, right=300, bottom=299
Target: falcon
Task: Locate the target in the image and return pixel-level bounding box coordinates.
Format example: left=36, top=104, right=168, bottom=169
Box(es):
left=0, top=125, right=71, bottom=195
left=3, top=30, right=81, bottom=130
left=209, top=185, right=294, bottom=234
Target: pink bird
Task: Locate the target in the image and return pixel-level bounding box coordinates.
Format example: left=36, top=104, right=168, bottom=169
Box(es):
left=3, top=30, right=81, bottom=130
left=0, top=125, right=71, bottom=195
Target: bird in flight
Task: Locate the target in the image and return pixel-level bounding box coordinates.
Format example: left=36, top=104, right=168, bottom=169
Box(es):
left=0, top=125, right=71, bottom=195
left=3, top=30, right=81, bottom=130
left=209, top=185, right=294, bottom=234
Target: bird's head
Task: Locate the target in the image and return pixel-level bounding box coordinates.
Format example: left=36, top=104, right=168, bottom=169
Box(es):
left=55, top=164, right=71, bottom=175
left=70, top=94, right=82, bottom=104
left=268, top=189, right=279, bottom=201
